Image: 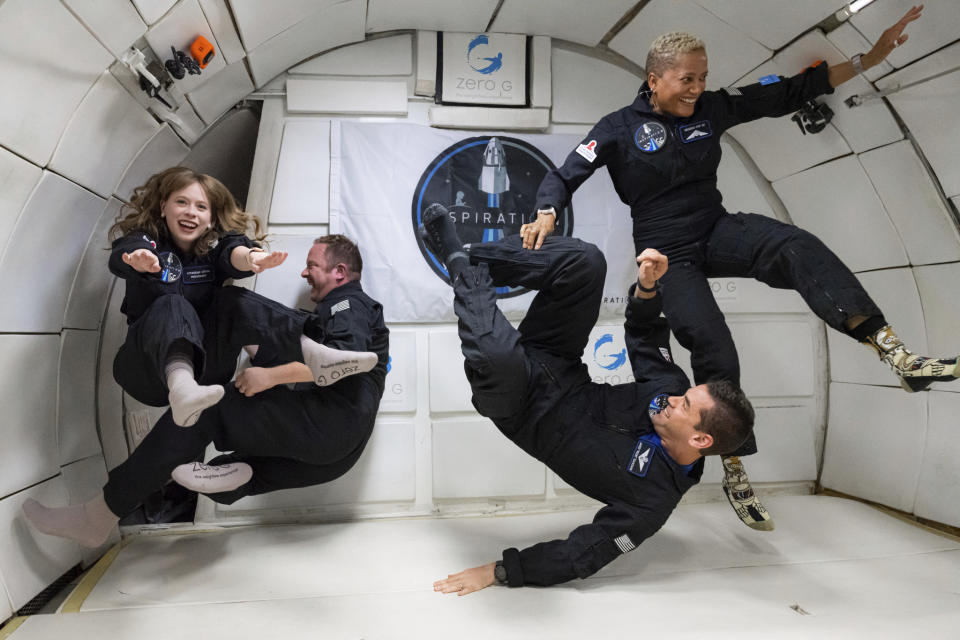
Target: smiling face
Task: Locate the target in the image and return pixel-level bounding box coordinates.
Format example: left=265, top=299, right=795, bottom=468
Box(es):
left=650, top=384, right=715, bottom=444
left=301, top=243, right=345, bottom=302
left=160, top=181, right=213, bottom=253
left=647, top=49, right=708, bottom=118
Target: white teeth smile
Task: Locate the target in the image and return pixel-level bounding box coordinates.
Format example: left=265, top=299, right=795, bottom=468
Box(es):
left=178, top=221, right=197, bottom=230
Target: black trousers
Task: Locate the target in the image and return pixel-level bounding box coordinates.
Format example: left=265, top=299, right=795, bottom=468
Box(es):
left=113, top=287, right=309, bottom=406
left=103, top=288, right=374, bottom=515
left=656, top=212, right=883, bottom=456
left=456, top=236, right=606, bottom=454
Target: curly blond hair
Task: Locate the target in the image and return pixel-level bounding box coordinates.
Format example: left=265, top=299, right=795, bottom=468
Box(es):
left=109, top=166, right=265, bottom=255
left=646, top=31, right=706, bottom=77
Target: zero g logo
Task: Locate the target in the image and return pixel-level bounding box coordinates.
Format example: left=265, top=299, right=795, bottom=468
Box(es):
left=593, top=333, right=627, bottom=371
left=634, top=121, right=667, bottom=153
left=412, top=136, right=573, bottom=297
left=467, top=35, right=503, bottom=74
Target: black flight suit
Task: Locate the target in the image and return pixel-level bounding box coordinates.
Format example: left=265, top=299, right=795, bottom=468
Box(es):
left=536, top=63, right=882, bottom=456
left=457, top=235, right=702, bottom=587
left=109, top=230, right=260, bottom=406
left=102, top=281, right=389, bottom=514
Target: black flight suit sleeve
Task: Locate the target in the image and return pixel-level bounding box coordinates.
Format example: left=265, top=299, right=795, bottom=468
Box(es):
left=214, top=232, right=259, bottom=281
left=108, top=231, right=160, bottom=280
left=501, top=492, right=681, bottom=587
left=711, top=61, right=835, bottom=131
left=535, top=119, right=617, bottom=213
left=623, top=284, right=690, bottom=389
left=320, top=293, right=379, bottom=353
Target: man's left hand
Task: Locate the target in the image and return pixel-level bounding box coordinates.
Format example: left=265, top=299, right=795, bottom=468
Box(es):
left=433, top=562, right=496, bottom=596
left=235, top=366, right=275, bottom=396
left=865, top=5, right=923, bottom=67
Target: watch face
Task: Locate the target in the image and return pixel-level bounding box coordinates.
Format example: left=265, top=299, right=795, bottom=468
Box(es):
left=494, top=564, right=508, bottom=583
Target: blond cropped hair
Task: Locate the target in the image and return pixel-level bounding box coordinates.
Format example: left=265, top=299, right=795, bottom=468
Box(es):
left=646, top=31, right=706, bottom=77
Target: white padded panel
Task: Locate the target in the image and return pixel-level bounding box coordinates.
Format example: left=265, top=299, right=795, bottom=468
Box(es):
left=144, top=0, right=227, bottom=94
left=379, top=330, right=417, bottom=414
left=730, top=321, right=815, bottom=398
left=98, top=284, right=130, bottom=472
left=821, top=382, right=925, bottom=512
left=492, top=0, right=636, bottom=46
left=529, top=36, right=551, bottom=109
left=609, top=0, right=771, bottom=89
left=154, top=99, right=206, bottom=145
left=884, top=68, right=960, bottom=198
left=709, top=278, right=808, bottom=315
left=115, top=125, right=190, bottom=201
left=827, top=268, right=926, bottom=387
left=131, top=0, right=177, bottom=25
left=772, top=155, right=908, bottom=273
left=49, top=72, right=160, bottom=198
left=215, top=420, right=416, bottom=511
left=268, top=120, right=330, bottom=225
left=62, top=0, right=147, bottom=58
left=291, top=34, right=413, bottom=76
left=198, top=0, right=245, bottom=64
left=727, top=59, right=851, bottom=182
left=245, top=0, right=366, bottom=88
left=186, top=60, right=255, bottom=124
left=428, top=330, right=473, bottom=413
left=825, top=22, right=894, bottom=82
left=58, top=330, right=101, bottom=466
left=415, top=30, right=437, bottom=97
left=60, top=455, right=119, bottom=564
left=286, top=78, right=408, bottom=115
left=0, top=146, right=42, bottom=264
left=913, top=263, right=960, bottom=393
left=550, top=47, right=641, bottom=124
left=229, top=0, right=336, bottom=51
left=0, top=0, right=112, bottom=166
left=693, top=0, right=842, bottom=50
left=877, top=41, right=960, bottom=91
left=850, top=0, right=960, bottom=69
left=433, top=418, right=545, bottom=499
left=428, top=106, right=550, bottom=130
left=251, top=234, right=317, bottom=312
left=0, top=579, right=11, bottom=629
left=716, top=139, right=775, bottom=218
left=0, top=335, right=60, bottom=497
left=0, top=172, right=105, bottom=332
left=860, top=141, right=960, bottom=265
left=366, top=0, right=497, bottom=33
left=765, top=31, right=901, bottom=154
left=914, top=392, right=960, bottom=527
left=64, top=198, right=121, bottom=330
left=0, top=478, right=81, bottom=610
left=699, top=405, right=819, bottom=484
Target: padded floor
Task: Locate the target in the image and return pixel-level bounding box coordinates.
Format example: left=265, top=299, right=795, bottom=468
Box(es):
left=6, top=496, right=960, bottom=638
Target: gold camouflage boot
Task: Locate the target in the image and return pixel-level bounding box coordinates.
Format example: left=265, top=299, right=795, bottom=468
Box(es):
left=862, top=325, right=960, bottom=392
left=721, top=456, right=774, bottom=531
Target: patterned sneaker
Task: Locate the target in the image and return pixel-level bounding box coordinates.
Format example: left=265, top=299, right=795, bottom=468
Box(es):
left=863, top=325, right=960, bottom=392
left=721, top=456, right=774, bottom=531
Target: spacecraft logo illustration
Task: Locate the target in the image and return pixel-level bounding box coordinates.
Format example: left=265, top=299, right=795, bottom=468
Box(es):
left=157, top=252, right=182, bottom=283
left=680, top=121, right=712, bottom=143
left=659, top=347, right=672, bottom=362
left=412, top=136, right=573, bottom=297
left=593, top=333, right=628, bottom=371
left=466, top=35, right=503, bottom=75
left=634, top=121, right=667, bottom=153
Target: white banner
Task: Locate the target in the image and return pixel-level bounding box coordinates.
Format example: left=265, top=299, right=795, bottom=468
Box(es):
left=332, top=121, right=636, bottom=324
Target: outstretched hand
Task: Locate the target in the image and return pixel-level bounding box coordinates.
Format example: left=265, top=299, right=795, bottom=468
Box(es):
left=433, top=562, right=496, bottom=597
left=636, top=248, right=668, bottom=288
left=122, top=248, right=161, bottom=273
left=249, top=250, right=287, bottom=273
left=234, top=366, right=275, bottom=397
left=520, top=208, right=556, bottom=250
left=867, top=5, right=923, bottom=65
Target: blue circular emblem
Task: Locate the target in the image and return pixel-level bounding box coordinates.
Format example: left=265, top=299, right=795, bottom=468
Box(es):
left=466, top=35, right=503, bottom=75
left=634, top=121, right=667, bottom=153
left=158, top=252, right=182, bottom=283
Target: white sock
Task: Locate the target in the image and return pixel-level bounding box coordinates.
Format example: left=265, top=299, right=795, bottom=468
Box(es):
left=300, top=336, right=378, bottom=387
left=166, top=356, right=224, bottom=427
left=171, top=462, right=253, bottom=494
left=22, top=493, right=118, bottom=549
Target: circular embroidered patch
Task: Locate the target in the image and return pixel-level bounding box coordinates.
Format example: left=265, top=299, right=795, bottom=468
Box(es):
left=158, top=252, right=183, bottom=283
left=634, top=121, right=667, bottom=153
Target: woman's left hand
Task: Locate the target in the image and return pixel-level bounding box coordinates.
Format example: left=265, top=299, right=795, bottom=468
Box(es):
left=433, top=562, right=496, bottom=596
left=249, top=250, right=287, bottom=273
left=866, top=5, right=923, bottom=66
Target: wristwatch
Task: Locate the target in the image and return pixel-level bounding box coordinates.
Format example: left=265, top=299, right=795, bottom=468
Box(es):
left=851, top=53, right=865, bottom=76
left=494, top=560, right=508, bottom=585
left=636, top=279, right=659, bottom=293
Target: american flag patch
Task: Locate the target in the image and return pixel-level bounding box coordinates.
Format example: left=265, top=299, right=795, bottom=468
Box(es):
left=614, top=534, right=635, bottom=553
left=330, top=299, right=350, bottom=316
